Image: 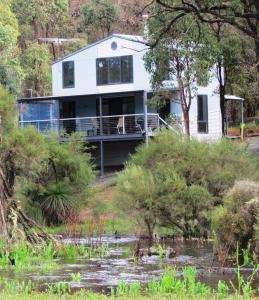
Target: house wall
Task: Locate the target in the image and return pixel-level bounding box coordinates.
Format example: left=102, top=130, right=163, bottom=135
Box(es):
left=189, top=69, right=222, bottom=140
left=52, top=36, right=153, bottom=97
left=168, top=69, right=222, bottom=140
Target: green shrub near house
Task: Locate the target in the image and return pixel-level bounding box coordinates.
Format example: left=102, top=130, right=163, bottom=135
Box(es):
left=18, top=132, right=95, bottom=226
left=212, top=180, right=259, bottom=258
left=115, top=130, right=259, bottom=248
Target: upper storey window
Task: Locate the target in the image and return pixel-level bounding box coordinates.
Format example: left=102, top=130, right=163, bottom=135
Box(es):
left=97, top=56, right=133, bottom=85
left=63, top=61, right=74, bottom=88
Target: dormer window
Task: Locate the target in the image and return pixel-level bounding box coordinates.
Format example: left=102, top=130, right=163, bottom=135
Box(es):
left=97, top=55, right=133, bottom=85
left=63, top=61, right=74, bottom=88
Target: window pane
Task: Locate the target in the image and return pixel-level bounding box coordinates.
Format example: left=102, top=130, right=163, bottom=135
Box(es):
left=197, top=95, right=208, bottom=133
left=97, top=58, right=108, bottom=85
left=63, top=61, right=74, bottom=88
left=121, top=56, right=133, bottom=83
left=109, top=57, right=121, bottom=83
left=198, top=122, right=208, bottom=133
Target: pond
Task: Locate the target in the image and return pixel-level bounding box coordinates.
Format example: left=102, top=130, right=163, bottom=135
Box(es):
left=0, top=235, right=257, bottom=293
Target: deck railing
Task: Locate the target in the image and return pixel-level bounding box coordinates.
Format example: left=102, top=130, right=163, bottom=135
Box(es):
left=19, top=113, right=161, bottom=137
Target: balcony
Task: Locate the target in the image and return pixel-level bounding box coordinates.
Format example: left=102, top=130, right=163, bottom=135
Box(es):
left=19, top=113, right=162, bottom=141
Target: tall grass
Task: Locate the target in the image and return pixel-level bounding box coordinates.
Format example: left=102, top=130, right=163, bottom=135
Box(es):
left=0, top=241, right=108, bottom=269
left=0, top=266, right=257, bottom=298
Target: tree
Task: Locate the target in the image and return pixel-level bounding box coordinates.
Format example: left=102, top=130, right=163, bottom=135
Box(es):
left=13, top=0, right=69, bottom=42
left=115, top=165, right=158, bottom=239
left=151, top=0, right=258, bottom=73
left=145, top=12, right=213, bottom=135
left=21, top=43, right=51, bottom=96
left=80, top=0, right=117, bottom=42
left=0, top=0, right=23, bottom=95
left=145, top=0, right=259, bottom=128
left=0, top=85, right=52, bottom=243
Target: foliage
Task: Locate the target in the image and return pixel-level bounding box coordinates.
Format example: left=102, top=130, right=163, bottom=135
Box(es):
left=115, top=165, right=158, bottom=238
left=21, top=43, right=51, bottom=96
left=0, top=240, right=108, bottom=270
left=46, top=282, right=70, bottom=294
left=0, top=87, right=94, bottom=227
left=0, top=1, right=23, bottom=94
left=145, top=11, right=214, bottom=135
left=0, top=85, right=18, bottom=136
left=12, top=0, right=69, bottom=41
left=81, top=0, right=117, bottom=42
left=18, top=133, right=95, bottom=225
left=212, top=180, right=259, bottom=256
left=116, top=130, right=259, bottom=238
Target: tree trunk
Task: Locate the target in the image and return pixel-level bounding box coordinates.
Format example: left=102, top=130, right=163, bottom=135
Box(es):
left=145, top=219, right=155, bottom=241
left=217, top=60, right=225, bottom=134
left=255, top=39, right=259, bottom=97
left=183, top=110, right=190, bottom=136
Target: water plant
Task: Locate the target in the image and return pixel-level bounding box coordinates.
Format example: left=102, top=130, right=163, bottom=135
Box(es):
left=46, top=281, right=71, bottom=294
left=116, top=280, right=129, bottom=295
left=71, top=272, right=81, bottom=283
left=128, top=281, right=142, bottom=297
left=158, top=244, right=165, bottom=259
left=0, top=241, right=109, bottom=270
left=146, top=267, right=212, bottom=295
left=217, top=280, right=229, bottom=297
left=230, top=244, right=259, bottom=299
left=0, top=279, right=35, bottom=294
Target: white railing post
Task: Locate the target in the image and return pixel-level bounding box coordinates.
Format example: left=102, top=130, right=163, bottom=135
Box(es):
left=123, top=116, right=125, bottom=134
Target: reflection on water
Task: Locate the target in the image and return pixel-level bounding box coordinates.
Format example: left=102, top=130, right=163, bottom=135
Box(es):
left=0, top=236, right=257, bottom=293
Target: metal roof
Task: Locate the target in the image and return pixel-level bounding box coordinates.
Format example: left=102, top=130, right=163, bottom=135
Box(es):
left=224, top=95, right=245, bottom=101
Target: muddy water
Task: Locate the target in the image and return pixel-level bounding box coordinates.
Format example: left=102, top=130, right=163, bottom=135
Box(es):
left=0, top=236, right=257, bottom=293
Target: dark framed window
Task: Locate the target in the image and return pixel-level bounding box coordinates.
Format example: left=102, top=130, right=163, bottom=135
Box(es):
left=197, top=95, right=208, bottom=133
left=97, top=55, right=133, bottom=85
left=63, top=61, right=74, bottom=88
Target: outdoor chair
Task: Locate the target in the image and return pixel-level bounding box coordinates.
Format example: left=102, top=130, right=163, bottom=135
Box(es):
left=90, top=118, right=99, bottom=136
left=136, top=117, right=144, bottom=133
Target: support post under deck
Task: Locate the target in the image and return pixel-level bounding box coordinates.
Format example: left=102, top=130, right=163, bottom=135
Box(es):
left=143, top=91, right=148, bottom=146
left=99, top=95, right=103, bottom=135
left=99, top=95, right=104, bottom=176
left=100, top=140, right=104, bottom=177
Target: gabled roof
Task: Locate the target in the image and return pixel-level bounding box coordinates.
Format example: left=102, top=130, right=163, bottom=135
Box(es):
left=52, top=34, right=147, bottom=65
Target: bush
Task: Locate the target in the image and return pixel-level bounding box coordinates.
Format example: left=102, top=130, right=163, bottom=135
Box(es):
left=17, top=132, right=95, bottom=225
left=211, top=180, right=259, bottom=257
left=116, top=130, right=259, bottom=238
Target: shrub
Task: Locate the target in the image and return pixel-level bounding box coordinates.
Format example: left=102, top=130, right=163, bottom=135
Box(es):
left=115, top=165, right=158, bottom=238
left=211, top=180, right=259, bottom=257
left=18, top=133, right=95, bottom=225
left=116, top=130, right=259, bottom=238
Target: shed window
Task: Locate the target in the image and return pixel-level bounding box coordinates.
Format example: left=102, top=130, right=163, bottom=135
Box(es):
left=97, top=55, right=133, bottom=85
left=197, top=95, right=208, bottom=133
left=63, top=61, right=74, bottom=88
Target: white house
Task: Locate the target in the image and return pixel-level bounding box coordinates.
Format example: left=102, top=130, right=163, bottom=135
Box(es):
left=19, top=34, right=222, bottom=174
